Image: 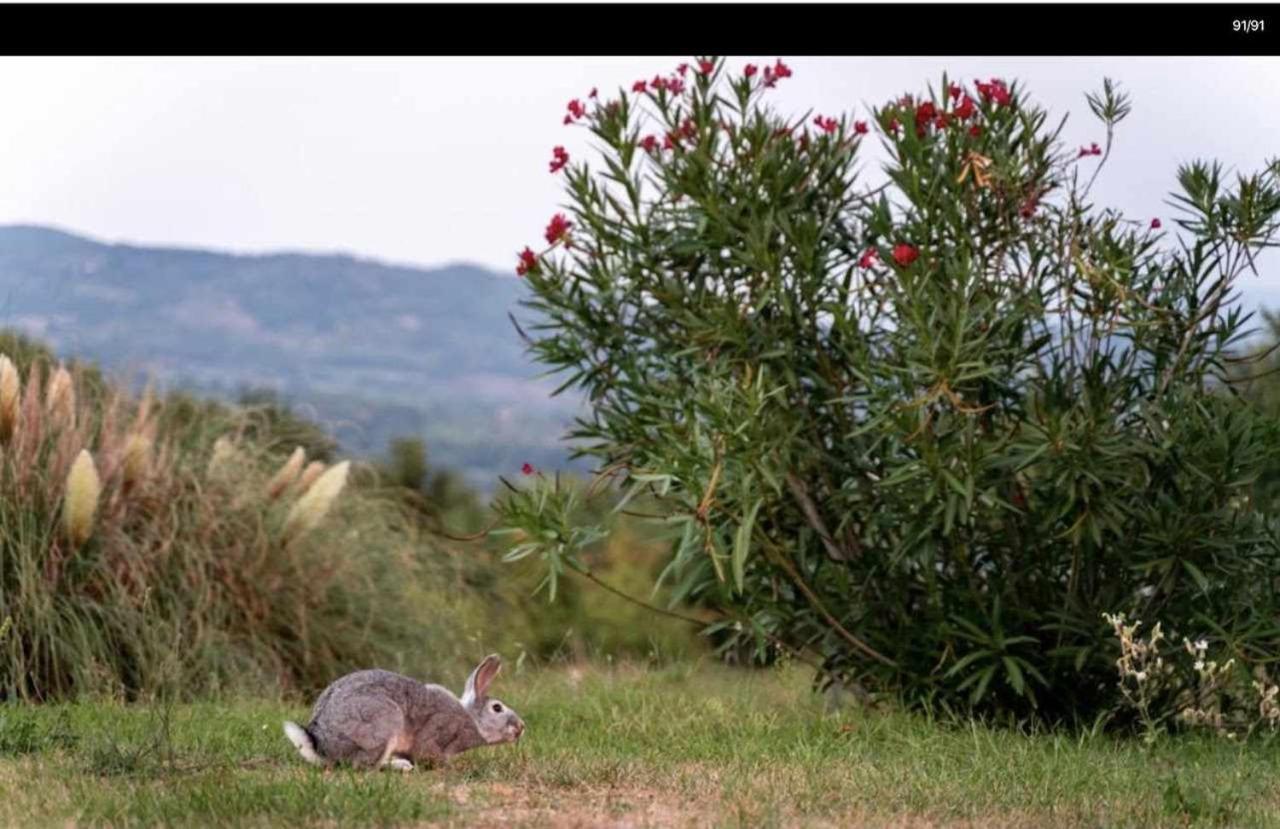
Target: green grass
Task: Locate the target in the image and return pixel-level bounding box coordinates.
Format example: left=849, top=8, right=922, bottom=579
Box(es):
left=2, top=661, right=1280, bottom=827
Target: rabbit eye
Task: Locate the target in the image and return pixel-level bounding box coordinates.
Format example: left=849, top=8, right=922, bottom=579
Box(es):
left=491, top=702, right=502, bottom=713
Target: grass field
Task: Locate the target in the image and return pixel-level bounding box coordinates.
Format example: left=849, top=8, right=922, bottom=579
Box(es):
left=2, top=661, right=1280, bottom=828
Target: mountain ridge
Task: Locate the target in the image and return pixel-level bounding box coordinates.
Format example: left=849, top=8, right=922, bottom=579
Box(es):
left=0, top=224, right=587, bottom=489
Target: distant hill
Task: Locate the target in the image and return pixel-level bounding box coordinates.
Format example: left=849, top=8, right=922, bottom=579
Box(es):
left=0, top=224, right=589, bottom=489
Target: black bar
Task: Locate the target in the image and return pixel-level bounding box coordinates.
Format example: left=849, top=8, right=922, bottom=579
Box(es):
left=2, top=4, right=1278, bottom=56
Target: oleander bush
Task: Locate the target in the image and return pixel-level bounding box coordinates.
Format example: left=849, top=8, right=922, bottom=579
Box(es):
left=498, top=56, right=1280, bottom=724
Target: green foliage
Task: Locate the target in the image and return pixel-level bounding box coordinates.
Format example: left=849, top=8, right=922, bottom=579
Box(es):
left=499, top=58, right=1280, bottom=723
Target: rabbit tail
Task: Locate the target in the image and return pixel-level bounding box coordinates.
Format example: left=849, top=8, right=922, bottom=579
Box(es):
left=283, top=720, right=325, bottom=766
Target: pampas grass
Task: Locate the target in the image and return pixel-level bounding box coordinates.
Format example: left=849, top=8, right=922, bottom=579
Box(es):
left=62, top=449, right=101, bottom=547
left=296, top=460, right=326, bottom=493
left=265, top=446, right=305, bottom=500
left=0, top=336, right=488, bottom=702
left=0, top=354, right=18, bottom=443
left=121, top=433, right=152, bottom=486
left=45, top=364, right=75, bottom=430
left=283, top=460, right=349, bottom=541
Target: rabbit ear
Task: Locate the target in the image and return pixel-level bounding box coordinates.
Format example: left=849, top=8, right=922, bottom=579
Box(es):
left=461, top=654, right=502, bottom=706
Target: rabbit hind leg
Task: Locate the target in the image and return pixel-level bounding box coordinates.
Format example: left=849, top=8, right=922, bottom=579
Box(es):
left=377, top=730, right=417, bottom=772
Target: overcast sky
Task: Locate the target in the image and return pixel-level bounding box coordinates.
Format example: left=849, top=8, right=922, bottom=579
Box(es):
left=2, top=56, right=1278, bottom=311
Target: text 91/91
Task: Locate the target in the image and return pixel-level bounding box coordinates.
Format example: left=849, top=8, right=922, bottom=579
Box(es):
left=1234, top=19, right=1266, bottom=32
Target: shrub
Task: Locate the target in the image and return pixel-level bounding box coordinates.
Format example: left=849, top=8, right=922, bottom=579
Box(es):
left=497, top=57, right=1280, bottom=723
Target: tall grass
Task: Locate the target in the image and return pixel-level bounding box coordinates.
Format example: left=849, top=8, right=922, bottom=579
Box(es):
left=0, top=334, right=486, bottom=701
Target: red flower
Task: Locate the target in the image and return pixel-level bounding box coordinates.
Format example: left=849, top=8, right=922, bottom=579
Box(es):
left=632, top=80, right=647, bottom=93
left=677, top=62, right=689, bottom=76
left=667, top=77, right=685, bottom=96
left=515, top=247, right=538, bottom=277
left=814, top=115, right=838, bottom=134
left=544, top=213, right=572, bottom=245
left=888, top=117, right=901, bottom=134
left=969, top=124, right=982, bottom=138
left=588, top=87, right=598, bottom=99
left=640, top=134, right=659, bottom=153
left=744, top=63, right=758, bottom=78
left=990, top=79, right=1011, bottom=106
left=1151, top=218, right=1162, bottom=229
left=915, top=101, right=937, bottom=127
left=664, top=132, right=679, bottom=150
left=976, top=78, right=1010, bottom=106
left=762, top=59, right=792, bottom=89
left=521, top=462, right=535, bottom=476
left=1078, top=142, right=1103, bottom=158
left=934, top=114, right=951, bottom=130
left=1019, top=197, right=1038, bottom=219
left=681, top=118, right=698, bottom=139
left=548, top=146, right=569, bottom=174
left=854, top=120, right=869, bottom=135
left=892, top=243, right=919, bottom=267
left=651, top=75, right=668, bottom=92
left=949, top=82, right=962, bottom=101
left=858, top=247, right=879, bottom=268
left=563, top=115, right=572, bottom=125
left=566, top=99, right=586, bottom=120
left=953, top=95, right=975, bottom=120
left=699, top=59, right=715, bottom=74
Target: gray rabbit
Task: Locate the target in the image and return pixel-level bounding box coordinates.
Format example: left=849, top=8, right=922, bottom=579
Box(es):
left=282, top=654, right=524, bottom=770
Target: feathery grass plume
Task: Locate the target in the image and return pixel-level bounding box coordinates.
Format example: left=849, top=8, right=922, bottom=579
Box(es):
left=283, top=460, right=349, bottom=541
left=63, top=449, right=102, bottom=547
left=296, top=460, right=327, bottom=494
left=206, top=435, right=238, bottom=478
left=266, top=446, right=306, bottom=500
left=45, top=365, right=75, bottom=430
left=121, top=433, right=153, bottom=486
left=0, top=354, right=19, bottom=443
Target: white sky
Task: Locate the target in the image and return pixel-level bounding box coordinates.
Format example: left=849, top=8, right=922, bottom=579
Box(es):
left=2, top=56, right=1278, bottom=308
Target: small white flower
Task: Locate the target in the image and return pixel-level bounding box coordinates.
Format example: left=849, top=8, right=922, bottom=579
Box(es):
left=1135, top=671, right=1148, bottom=682
left=1194, top=660, right=1205, bottom=672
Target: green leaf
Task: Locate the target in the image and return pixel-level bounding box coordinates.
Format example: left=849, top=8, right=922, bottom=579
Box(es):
left=733, top=498, right=763, bottom=594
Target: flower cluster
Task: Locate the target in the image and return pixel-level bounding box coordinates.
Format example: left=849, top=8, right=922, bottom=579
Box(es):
left=515, top=247, right=538, bottom=277
left=886, top=80, right=995, bottom=142
left=1176, top=637, right=1235, bottom=736
left=564, top=98, right=587, bottom=126
left=549, top=146, right=569, bottom=174
left=1105, top=611, right=1280, bottom=739
left=975, top=77, right=1011, bottom=106
left=1103, top=611, right=1174, bottom=741
left=544, top=213, right=572, bottom=245
left=761, top=59, right=792, bottom=88
left=892, top=243, right=919, bottom=266
left=1077, top=142, right=1103, bottom=158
